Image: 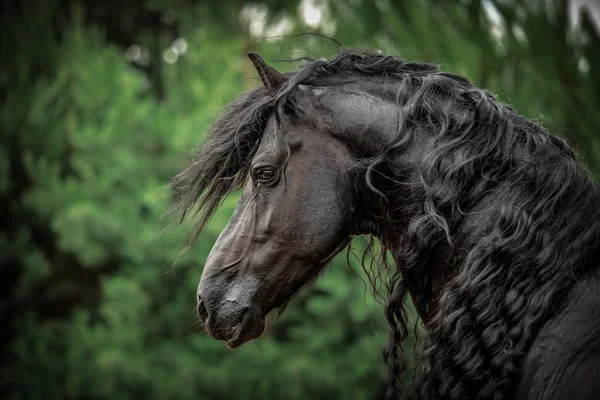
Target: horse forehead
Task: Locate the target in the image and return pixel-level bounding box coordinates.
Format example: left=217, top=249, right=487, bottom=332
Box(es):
left=256, top=117, right=284, bottom=152
left=259, top=113, right=316, bottom=148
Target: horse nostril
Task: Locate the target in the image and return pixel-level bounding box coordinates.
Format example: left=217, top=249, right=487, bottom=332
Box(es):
left=197, top=297, right=209, bottom=324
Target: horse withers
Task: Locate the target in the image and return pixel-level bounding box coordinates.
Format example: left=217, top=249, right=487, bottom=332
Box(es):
left=171, top=50, right=600, bottom=400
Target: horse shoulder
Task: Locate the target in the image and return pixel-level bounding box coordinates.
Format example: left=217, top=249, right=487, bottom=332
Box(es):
left=517, top=267, right=600, bottom=400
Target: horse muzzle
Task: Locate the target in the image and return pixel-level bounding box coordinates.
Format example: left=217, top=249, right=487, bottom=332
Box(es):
left=197, top=291, right=266, bottom=348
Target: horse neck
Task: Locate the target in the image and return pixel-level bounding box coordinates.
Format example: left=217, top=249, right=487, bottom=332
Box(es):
left=349, top=121, right=445, bottom=321
left=364, top=123, right=600, bottom=325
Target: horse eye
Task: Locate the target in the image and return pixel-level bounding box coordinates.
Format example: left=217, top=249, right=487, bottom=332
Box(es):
left=282, top=100, right=295, bottom=118
left=256, top=167, right=276, bottom=184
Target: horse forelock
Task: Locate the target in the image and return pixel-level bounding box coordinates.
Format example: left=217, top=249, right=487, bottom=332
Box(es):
left=169, top=87, right=274, bottom=246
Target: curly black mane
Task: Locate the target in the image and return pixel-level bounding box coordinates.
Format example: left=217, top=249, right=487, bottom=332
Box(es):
left=171, top=50, right=600, bottom=399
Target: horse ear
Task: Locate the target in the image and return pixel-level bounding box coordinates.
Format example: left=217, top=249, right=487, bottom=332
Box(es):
left=247, top=52, right=288, bottom=91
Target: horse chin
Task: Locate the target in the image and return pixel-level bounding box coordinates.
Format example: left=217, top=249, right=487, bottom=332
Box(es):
left=224, top=313, right=267, bottom=349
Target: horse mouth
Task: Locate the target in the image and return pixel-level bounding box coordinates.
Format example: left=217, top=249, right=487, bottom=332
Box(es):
left=197, top=298, right=267, bottom=348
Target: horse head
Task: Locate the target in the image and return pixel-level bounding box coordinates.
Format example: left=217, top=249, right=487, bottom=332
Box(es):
left=193, top=53, right=417, bottom=348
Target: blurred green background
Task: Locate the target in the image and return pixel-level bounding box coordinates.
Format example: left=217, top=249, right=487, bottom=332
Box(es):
left=1, top=0, right=598, bottom=399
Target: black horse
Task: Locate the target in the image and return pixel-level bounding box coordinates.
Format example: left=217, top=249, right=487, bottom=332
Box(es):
left=171, top=50, right=600, bottom=399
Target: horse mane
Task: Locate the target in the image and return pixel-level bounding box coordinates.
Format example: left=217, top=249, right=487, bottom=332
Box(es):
left=171, top=49, right=600, bottom=399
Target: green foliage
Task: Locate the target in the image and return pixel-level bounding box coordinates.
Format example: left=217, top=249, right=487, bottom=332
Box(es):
left=1, top=0, right=598, bottom=399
